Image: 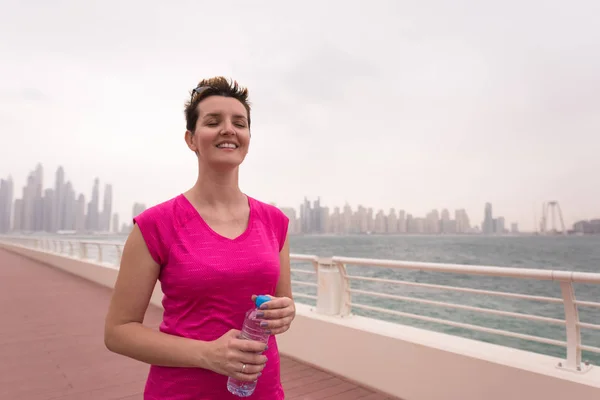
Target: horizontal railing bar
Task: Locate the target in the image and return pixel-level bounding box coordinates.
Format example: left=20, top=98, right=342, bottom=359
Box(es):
left=291, top=280, right=317, bottom=287
left=334, top=256, right=600, bottom=284
left=290, top=269, right=317, bottom=275
left=292, top=293, right=317, bottom=300
left=350, top=303, right=567, bottom=348
left=290, top=254, right=319, bottom=262
left=39, top=239, right=125, bottom=246
left=349, top=289, right=566, bottom=325
left=581, top=344, right=600, bottom=354
left=346, top=275, right=564, bottom=304
left=578, top=322, right=600, bottom=331
left=575, top=300, right=600, bottom=308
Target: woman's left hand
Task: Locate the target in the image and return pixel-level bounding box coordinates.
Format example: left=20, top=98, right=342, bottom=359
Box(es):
left=252, top=295, right=296, bottom=335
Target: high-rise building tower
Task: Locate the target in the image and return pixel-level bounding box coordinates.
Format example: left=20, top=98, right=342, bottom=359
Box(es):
left=22, top=172, right=36, bottom=231
left=102, top=184, right=113, bottom=232
left=0, top=176, right=14, bottom=232
left=112, top=213, right=120, bottom=234
left=132, top=203, right=147, bottom=221
left=63, top=181, right=76, bottom=231
left=33, top=163, right=44, bottom=231
left=75, top=194, right=86, bottom=232
left=86, top=178, right=100, bottom=231
left=42, top=188, right=54, bottom=232
left=482, top=202, right=493, bottom=234
left=53, top=166, right=65, bottom=232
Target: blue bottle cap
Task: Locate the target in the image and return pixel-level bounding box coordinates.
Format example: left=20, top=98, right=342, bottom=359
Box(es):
left=255, top=295, right=271, bottom=308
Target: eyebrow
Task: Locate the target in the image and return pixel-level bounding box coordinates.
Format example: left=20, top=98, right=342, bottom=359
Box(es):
left=203, top=112, right=247, bottom=120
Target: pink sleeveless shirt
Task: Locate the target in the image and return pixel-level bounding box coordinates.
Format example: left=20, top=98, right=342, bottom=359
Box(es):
left=133, top=194, right=289, bottom=400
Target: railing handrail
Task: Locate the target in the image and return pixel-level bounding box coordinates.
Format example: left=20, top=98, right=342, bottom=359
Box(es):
left=332, top=255, right=600, bottom=284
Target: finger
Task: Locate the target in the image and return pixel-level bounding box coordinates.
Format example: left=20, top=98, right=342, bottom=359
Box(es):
left=235, top=361, right=265, bottom=376
left=257, top=307, right=292, bottom=320
left=227, top=329, right=242, bottom=338
left=235, top=351, right=268, bottom=366
left=257, top=296, right=289, bottom=310
left=260, top=316, right=293, bottom=330
left=252, top=294, right=273, bottom=303
left=231, top=338, right=269, bottom=353
left=228, top=360, right=263, bottom=382
left=232, top=370, right=262, bottom=382
left=267, top=325, right=289, bottom=335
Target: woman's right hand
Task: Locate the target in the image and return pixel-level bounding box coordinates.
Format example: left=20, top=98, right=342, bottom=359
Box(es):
left=205, top=329, right=269, bottom=381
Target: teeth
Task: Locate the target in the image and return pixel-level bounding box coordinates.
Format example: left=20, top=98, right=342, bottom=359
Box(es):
left=217, top=143, right=237, bottom=148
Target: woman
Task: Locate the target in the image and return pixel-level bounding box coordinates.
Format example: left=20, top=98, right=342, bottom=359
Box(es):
left=104, top=77, right=295, bottom=399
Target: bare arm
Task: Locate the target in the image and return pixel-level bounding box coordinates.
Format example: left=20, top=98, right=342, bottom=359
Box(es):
left=275, top=234, right=292, bottom=299
left=104, top=224, right=211, bottom=368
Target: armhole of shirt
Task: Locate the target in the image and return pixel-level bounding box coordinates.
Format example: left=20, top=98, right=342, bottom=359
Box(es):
left=133, top=209, right=169, bottom=266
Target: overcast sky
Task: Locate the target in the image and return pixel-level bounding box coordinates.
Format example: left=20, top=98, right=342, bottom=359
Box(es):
left=1, top=0, right=599, bottom=231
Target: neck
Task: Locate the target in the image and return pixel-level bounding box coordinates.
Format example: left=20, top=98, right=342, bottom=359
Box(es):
left=189, top=163, right=244, bottom=206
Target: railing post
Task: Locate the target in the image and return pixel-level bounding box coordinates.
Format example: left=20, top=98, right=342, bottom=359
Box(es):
left=96, top=244, right=103, bottom=263
left=558, top=281, right=590, bottom=373
left=316, top=257, right=344, bottom=316
left=115, top=244, right=122, bottom=265
left=336, top=261, right=351, bottom=317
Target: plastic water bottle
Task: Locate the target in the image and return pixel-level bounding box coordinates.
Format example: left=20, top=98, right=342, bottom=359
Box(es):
left=227, top=295, right=272, bottom=397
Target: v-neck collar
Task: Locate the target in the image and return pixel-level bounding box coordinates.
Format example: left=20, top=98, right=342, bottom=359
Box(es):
left=178, top=193, right=254, bottom=242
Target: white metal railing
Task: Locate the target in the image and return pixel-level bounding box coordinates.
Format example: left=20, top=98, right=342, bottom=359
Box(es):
left=1, top=236, right=599, bottom=374
left=331, top=256, right=600, bottom=374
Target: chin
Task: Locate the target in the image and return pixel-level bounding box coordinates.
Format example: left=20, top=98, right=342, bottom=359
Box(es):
left=208, top=159, right=245, bottom=170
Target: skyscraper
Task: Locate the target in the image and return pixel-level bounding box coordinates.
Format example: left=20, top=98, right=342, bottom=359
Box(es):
left=0, top=176, right=14, bottom=233
left=102, top=184, right=113, bottom=232
left=63, top=181, right=76, bottom=231
left=33, top=163, right=44, bottom=231
left=482, top=202, right=494, bottom=235
left=132, top=203, right=146, bottom=220
left=42, top=188, right=54, bottom=232
left=53, top=166, right=65, bottom=232
left=22, top=172, right=36, bottom=231
left=75, top=194, right=86, bottom=232
left=13, top=198, right=23, bottom=231
left=112, top=213, right=120, bottom=234
left=86, top=178, right=100, bottom=231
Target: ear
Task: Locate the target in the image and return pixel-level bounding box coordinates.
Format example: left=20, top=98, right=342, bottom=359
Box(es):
left=184, top=130, right=198, bottom=153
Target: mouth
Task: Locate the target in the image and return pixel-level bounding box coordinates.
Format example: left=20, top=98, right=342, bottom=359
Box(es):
left=215, top=142, right=239, bottom=149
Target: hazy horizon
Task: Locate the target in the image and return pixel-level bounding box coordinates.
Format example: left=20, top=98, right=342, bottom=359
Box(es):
left=1, top=0, right=599, bottom=230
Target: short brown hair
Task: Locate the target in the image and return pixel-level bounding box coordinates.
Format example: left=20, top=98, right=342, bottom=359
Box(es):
left=184, top=76, right=251, bottom=132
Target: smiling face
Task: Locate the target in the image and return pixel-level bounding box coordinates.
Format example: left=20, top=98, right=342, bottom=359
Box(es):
left=185, top=95, right=250, bottom=170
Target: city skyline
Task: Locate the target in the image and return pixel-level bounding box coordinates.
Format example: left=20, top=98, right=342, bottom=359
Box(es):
left=280, top=197, right=510, bottom=236
left=3, top=162, right=596, bottom=235
left=0, top=163, right=144, bottom=234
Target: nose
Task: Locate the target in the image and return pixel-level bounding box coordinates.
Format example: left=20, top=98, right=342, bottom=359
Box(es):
left=219, top=120, right=236, bottom=136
